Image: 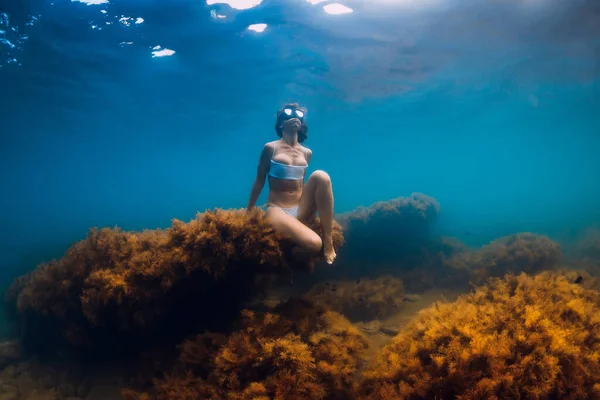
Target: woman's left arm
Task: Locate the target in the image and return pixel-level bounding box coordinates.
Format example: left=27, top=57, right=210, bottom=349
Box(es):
left=303, top=148, right=312, bottom=181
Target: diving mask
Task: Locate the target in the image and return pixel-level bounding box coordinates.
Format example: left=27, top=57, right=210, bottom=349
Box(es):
left=281, top=107, right=305, bottom=121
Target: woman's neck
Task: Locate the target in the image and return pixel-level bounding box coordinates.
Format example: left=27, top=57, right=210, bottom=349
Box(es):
left=281, top=131, right=299, bottom=146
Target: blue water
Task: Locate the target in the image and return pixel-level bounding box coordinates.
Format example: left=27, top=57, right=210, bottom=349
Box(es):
left=1, top=0, right=599, bottom=296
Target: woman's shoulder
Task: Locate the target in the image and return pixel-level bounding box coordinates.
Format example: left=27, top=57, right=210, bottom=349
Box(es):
left=301, top=144, right=312, bottom=162
left=301, top=144, right=312, bottom=155
left=261, top=140, right=278, bottom=153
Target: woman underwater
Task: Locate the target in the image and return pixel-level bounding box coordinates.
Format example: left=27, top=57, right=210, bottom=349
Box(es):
left=247, top=103, right=337, bottom=265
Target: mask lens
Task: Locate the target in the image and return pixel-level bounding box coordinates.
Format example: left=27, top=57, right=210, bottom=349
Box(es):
left=295, top=110, right=305, bottom=118
left=283, top=108, right=293, bottom=116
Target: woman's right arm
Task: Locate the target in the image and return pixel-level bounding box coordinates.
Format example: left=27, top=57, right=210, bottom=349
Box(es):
left=247, top=143, right=272, bottom=210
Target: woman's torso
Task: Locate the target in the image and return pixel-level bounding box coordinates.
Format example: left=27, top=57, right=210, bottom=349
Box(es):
left=267, top=140, right=309, bottom=208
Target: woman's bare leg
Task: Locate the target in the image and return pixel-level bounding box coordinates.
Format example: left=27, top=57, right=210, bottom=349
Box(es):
left=264, top=206, right=322, bottom=272
left=298, top=170, right=336, bottom=264
left=265, top=207, right=323, bottom=253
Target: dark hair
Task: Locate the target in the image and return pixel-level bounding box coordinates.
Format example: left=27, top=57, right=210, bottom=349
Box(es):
left=275, top=103, right=308, bottom=143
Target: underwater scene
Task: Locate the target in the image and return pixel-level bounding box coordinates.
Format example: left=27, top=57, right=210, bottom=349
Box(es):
left=1, top=0, right=600, bottom=399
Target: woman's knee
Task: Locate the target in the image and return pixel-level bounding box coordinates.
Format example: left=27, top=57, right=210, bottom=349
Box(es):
left=305, top=233, right=323, bottom=253
left=310, top=170, right=331, bottom=187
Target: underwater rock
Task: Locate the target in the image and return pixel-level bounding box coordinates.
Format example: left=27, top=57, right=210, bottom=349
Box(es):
left=552, top=268, right=599, bottom=290
left=561, top=228, right=600, bottom=286
left=357, top=320, right=381, bottom=335
left=126, top=298, right=369, bottom=400
left=356, top=321, right=400, bottom=337
left=16, top=372, right=36, bottom=398
left=336, top=193, right=440, bottom=267
left=304, top=275, right=405, bottom=321
left=4, top=208, right=344, bottom=357
left=84, top=385, right=122, bottom=400
left=15, top=362, right=29, bottom=376
left=0, top=383, right=18, bottom=394
left=357, top=271, right=600, bottom=399
left=58, top=382, right=76, bottom=399
left=0, top=341, right=21, bottom=371
left=444, top=232, right=562, bottom=285
left=379, top=324, right=400, bottom=337
left=337, top=193, right=440, bottom=229
left=0, top=356, right=92, bottom=400
left=1, top=365, right=17, bottom=379
left=23, top=388, right=59, bottom=400
left=75, top=381, right=90, bottom=398
left=37, top=368, right=58, bottom=390
left=56, top=370, right=83, bottom=399
left=0, top=392, right=18, bottom=400
left=322, top=193, right=470, bottom=291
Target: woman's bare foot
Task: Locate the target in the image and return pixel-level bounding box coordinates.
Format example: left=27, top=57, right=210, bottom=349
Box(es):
left=323, top=236, right=336, bottom=265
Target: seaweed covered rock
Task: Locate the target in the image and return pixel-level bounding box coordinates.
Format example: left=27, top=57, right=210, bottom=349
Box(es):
left=357, top=272, right=600, bottom=399
left=312, top=193, right=477, bottom=292
left=4, top=208, right=344, bottom=356
left=398, top=236, right=473, bottom=291
left=552, top=268, right=599, bottom=291
left=444, top=233, right=561, bottom=285
left=563, top=227, right=600, bottom=280
left=0, top=352, right=93, bottom=400
left=126, top=298, right=369, bottom=400
left=337, top=193, right=440, bottom=267
left=304, top=276, right=405, bottom=321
